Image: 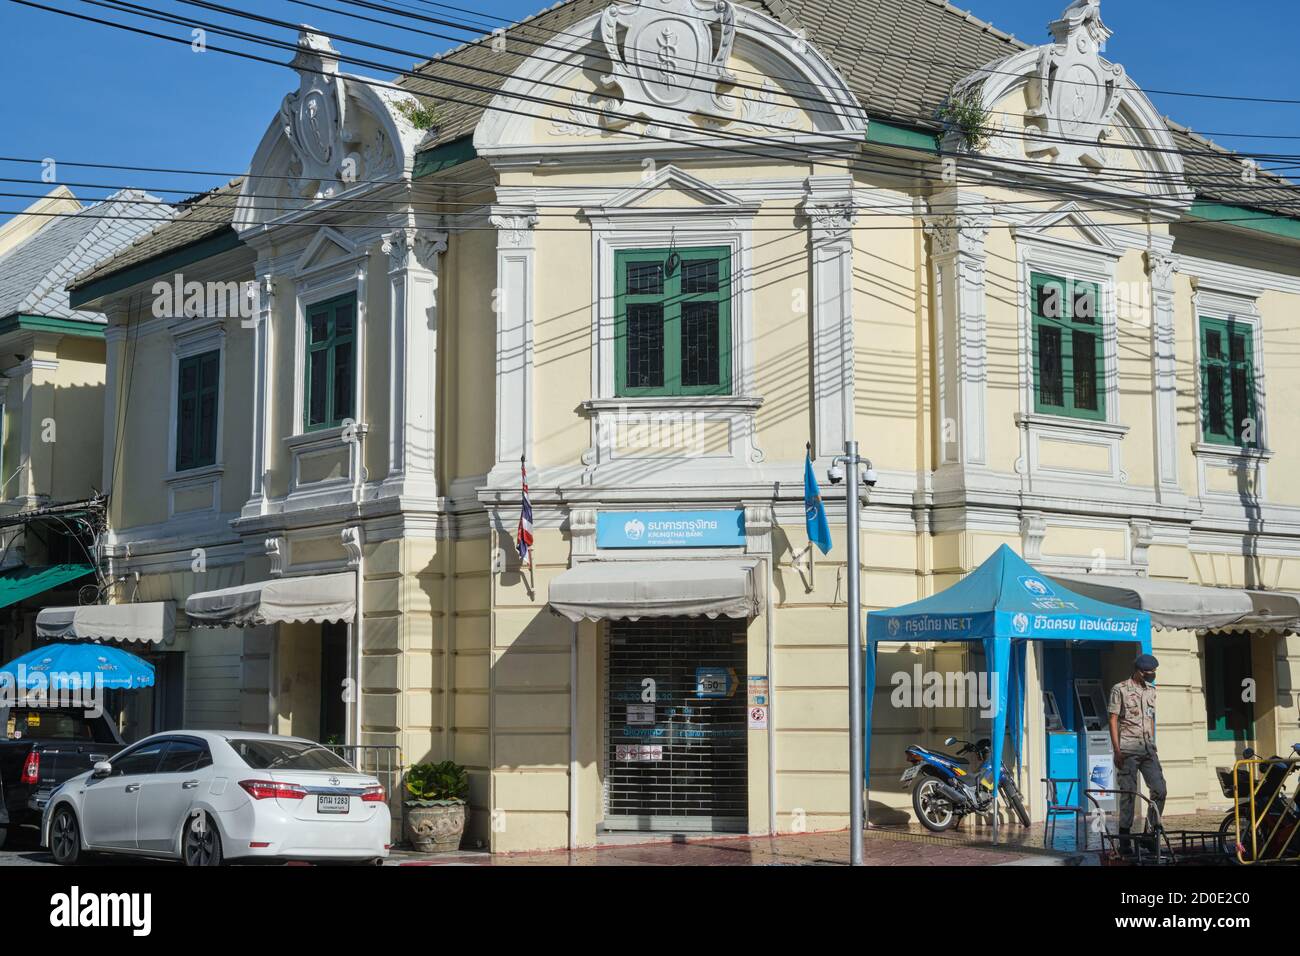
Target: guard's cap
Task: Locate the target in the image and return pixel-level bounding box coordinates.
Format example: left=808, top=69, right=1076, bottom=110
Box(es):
left=1134, top=654, right=1159, bottom=672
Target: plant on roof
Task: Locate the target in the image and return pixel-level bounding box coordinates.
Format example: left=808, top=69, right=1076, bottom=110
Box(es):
left=395, top=96, right=441, bottom=133
left=939, top=87, right=993, bottom=153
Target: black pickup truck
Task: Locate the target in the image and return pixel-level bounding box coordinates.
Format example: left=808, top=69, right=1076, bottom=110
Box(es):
left=0, top=706, right=125, bottom=847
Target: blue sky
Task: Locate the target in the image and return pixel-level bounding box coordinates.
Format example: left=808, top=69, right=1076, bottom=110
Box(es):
left=0, top=0, right=1295, bottom=220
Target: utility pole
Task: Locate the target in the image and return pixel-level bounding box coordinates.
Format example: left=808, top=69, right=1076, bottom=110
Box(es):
left=831, top=440, right=874, bottom=866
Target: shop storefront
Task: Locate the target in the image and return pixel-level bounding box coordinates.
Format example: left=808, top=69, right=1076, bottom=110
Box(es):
left=604, top=618, right=748, bottom=832
left=547, top=519, right=766, bottom=838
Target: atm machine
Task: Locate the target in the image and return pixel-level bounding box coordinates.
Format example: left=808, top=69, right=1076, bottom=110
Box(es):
left=1041, top=646, right=1119, bottom=833
left=1074, top=678, right=1116, bottom=814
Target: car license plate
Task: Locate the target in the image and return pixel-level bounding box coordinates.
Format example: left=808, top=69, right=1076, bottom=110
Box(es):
left=900, top=766, right=920, bottom=783
left=318, top=794, right=351, bottom=814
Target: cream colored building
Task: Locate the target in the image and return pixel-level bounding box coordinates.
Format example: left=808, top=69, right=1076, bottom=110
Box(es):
left=66, top=0, right=1300, bottom=852
left=0, top=188, right=170, bottom=739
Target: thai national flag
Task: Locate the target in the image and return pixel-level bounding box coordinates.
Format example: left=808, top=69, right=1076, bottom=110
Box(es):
left=516, top=458, right=533, bottom=566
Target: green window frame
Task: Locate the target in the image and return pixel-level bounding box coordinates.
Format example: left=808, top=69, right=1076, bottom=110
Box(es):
left=304, top=293, right=356, bottom=430
left=1031, top=271, right=1106, bottom=421
left=175, top=349, right=219, bottom=471
left=614, top=246, right=732, bottom=397
left=1199, top=316, right=1257, bottom=447
left=1204, top=633, right=1254, bottom=742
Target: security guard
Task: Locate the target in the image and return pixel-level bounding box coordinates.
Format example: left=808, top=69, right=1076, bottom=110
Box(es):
left=1108, top=654, right=1167, bottom=841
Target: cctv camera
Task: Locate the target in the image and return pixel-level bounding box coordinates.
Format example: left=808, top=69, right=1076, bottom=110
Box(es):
left=827, top=463, right=844, bottom=485
left=862, top=467, right=878, bottom=487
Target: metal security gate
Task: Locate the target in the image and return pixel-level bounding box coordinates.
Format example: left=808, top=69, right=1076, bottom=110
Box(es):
left=604, top=618, right=748, bottom=831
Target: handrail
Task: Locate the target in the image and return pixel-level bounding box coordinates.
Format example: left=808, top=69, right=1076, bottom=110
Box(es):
left=1230, top=756, right=1300, bottom=865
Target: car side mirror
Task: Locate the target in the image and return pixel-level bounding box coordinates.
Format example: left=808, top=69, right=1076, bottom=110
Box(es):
left=944, top=736, right=957, bottom=746
left=92, top=761, right=112, bottom=778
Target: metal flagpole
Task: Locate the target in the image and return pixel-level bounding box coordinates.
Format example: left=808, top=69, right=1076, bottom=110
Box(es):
left=844, top=440, right=864, bottom=866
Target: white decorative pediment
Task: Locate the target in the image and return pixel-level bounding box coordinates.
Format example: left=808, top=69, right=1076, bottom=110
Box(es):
left=294, top=226, right=359, bottom=274
left=946, top=1, right=1189, bottom=209
left=1025, top=0, right=1123, bottom=169
left=597, top=0, right=737, bottom=129
left=1012, top=202, right=1123, bottom=257
left=582, top=164, right=760, bottom=224
left=474, top=1, right=866, bottom=156
left=234, top=28, right=426, bottom=234
left=605, top=164, right=747, bottom=209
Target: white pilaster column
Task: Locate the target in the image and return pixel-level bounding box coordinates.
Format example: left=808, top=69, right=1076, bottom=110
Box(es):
left=380, top=227, right=447, bottom=500
left=488, top=207, right=538, bottom=485
left=102, top=318, right=129, bottom=496
left=243, top=273, right=275, bottom=518
left=924, top=199, right=991, bottom=468
left=1147, top=250, right=1184, bottom=504
left=801, top=177, right=858, bottom=459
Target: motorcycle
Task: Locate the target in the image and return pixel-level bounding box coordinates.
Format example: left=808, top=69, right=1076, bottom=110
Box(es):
left=1216, top=743, right=1300, bottom=861
left=901, top=735, right=1031, bottom=833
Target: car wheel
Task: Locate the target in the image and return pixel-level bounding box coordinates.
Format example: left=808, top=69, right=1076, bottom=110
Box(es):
left=49, top=807, right=83, bottom=866
left=182, top=813, right=224, bottom=867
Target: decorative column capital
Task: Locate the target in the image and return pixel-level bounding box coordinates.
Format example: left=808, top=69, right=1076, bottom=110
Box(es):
left=801, top=176, right=857, bottom=243
left=489, top=208, right=539, bottom=249
left=1144, top=251, right=1178, bottom=293
left=923, top=212, right=991, bottom=259
left=382, top=228, right=448, bottom=272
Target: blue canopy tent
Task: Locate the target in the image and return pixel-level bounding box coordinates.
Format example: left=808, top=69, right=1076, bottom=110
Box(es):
left=865, top=545, right=1151, bottom=844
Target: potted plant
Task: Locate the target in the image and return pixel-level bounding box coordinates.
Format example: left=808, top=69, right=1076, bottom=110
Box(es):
left=403, top=760, right=469, bottom=853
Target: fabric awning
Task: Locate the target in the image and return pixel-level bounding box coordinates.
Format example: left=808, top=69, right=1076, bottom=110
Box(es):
left=0, top=563, right=93, bottom=609
left=36, top=602, right=175, bottom=645
left=548, top=560, right=761, bottom=622
left=1047, top=573, right=1256, bottom=631
left=1235, top=590, right=1300, bottom=635
left=185, top=572, right=356, bottom=628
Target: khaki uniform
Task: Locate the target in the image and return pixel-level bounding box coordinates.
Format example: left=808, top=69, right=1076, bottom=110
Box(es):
left=1108, top=677, right=1167, bottom=832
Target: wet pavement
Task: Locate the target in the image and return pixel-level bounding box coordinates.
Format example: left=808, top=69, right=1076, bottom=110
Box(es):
left=392, top=827, right=1066, bottom=866
left=1, top=812, right=1228, bottom=866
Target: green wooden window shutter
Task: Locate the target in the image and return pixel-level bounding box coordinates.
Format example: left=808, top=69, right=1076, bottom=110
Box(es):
left=1199, top=316, right=1256, bottom=446
left=1031, top=272, right=1105, bottom=420
left=176, top=349, right=219, bottom=471
left=614, top=247, right=731, bottom=397
left=304, top=293, right=357, bottom=430
left=1205, top=633, right=1255, bottom=742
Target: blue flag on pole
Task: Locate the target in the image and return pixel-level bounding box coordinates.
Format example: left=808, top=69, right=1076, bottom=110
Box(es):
left=804, top=449, right=832, bottom=554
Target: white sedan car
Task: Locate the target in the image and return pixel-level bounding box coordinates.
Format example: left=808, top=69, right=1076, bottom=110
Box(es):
left=40, top=731, right=390, bottom=866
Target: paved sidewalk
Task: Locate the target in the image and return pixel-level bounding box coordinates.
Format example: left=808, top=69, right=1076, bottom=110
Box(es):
left=392, top=827, right=1072, bottom=866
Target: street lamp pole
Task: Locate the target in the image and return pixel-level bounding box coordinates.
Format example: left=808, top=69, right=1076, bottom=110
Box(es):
left=834, top=439, right=867, bottom=866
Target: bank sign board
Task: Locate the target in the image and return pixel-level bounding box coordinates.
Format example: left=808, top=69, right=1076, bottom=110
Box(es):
left=596, top=510, right=745, bottom=549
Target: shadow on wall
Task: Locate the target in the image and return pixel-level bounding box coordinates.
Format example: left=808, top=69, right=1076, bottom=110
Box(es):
left=0, top=380, right=106, bottom=504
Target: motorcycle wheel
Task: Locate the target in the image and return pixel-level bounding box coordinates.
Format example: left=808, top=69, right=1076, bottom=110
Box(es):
left=1217, top=810, right=1246, bottom=862
left=913, top=776, right=957, bottom=832
left=1001, top=780, right=1031, bottom=827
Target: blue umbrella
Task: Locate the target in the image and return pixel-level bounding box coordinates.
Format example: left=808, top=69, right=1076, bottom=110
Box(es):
left=0, top=642, right=155, bottom=690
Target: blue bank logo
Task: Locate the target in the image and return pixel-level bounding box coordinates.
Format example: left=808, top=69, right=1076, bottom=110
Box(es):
left=1018, top=575, right=1054, bottom=598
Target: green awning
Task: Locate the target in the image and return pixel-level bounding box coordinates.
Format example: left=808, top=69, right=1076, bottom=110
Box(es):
left=0, top=564, right=94, bottom=610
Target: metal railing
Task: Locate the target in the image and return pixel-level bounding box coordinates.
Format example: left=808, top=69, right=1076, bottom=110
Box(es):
left=1231, top=755, right=1300, bottom=865
left=325, top=744, right=405, bottom=807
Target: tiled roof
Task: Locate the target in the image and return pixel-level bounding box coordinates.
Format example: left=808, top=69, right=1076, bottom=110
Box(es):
left=68, top=179, right=243, bottom=291
left=0, top=189, right=170, bottom=321
left=401, top=0, right=1297, bottom=214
